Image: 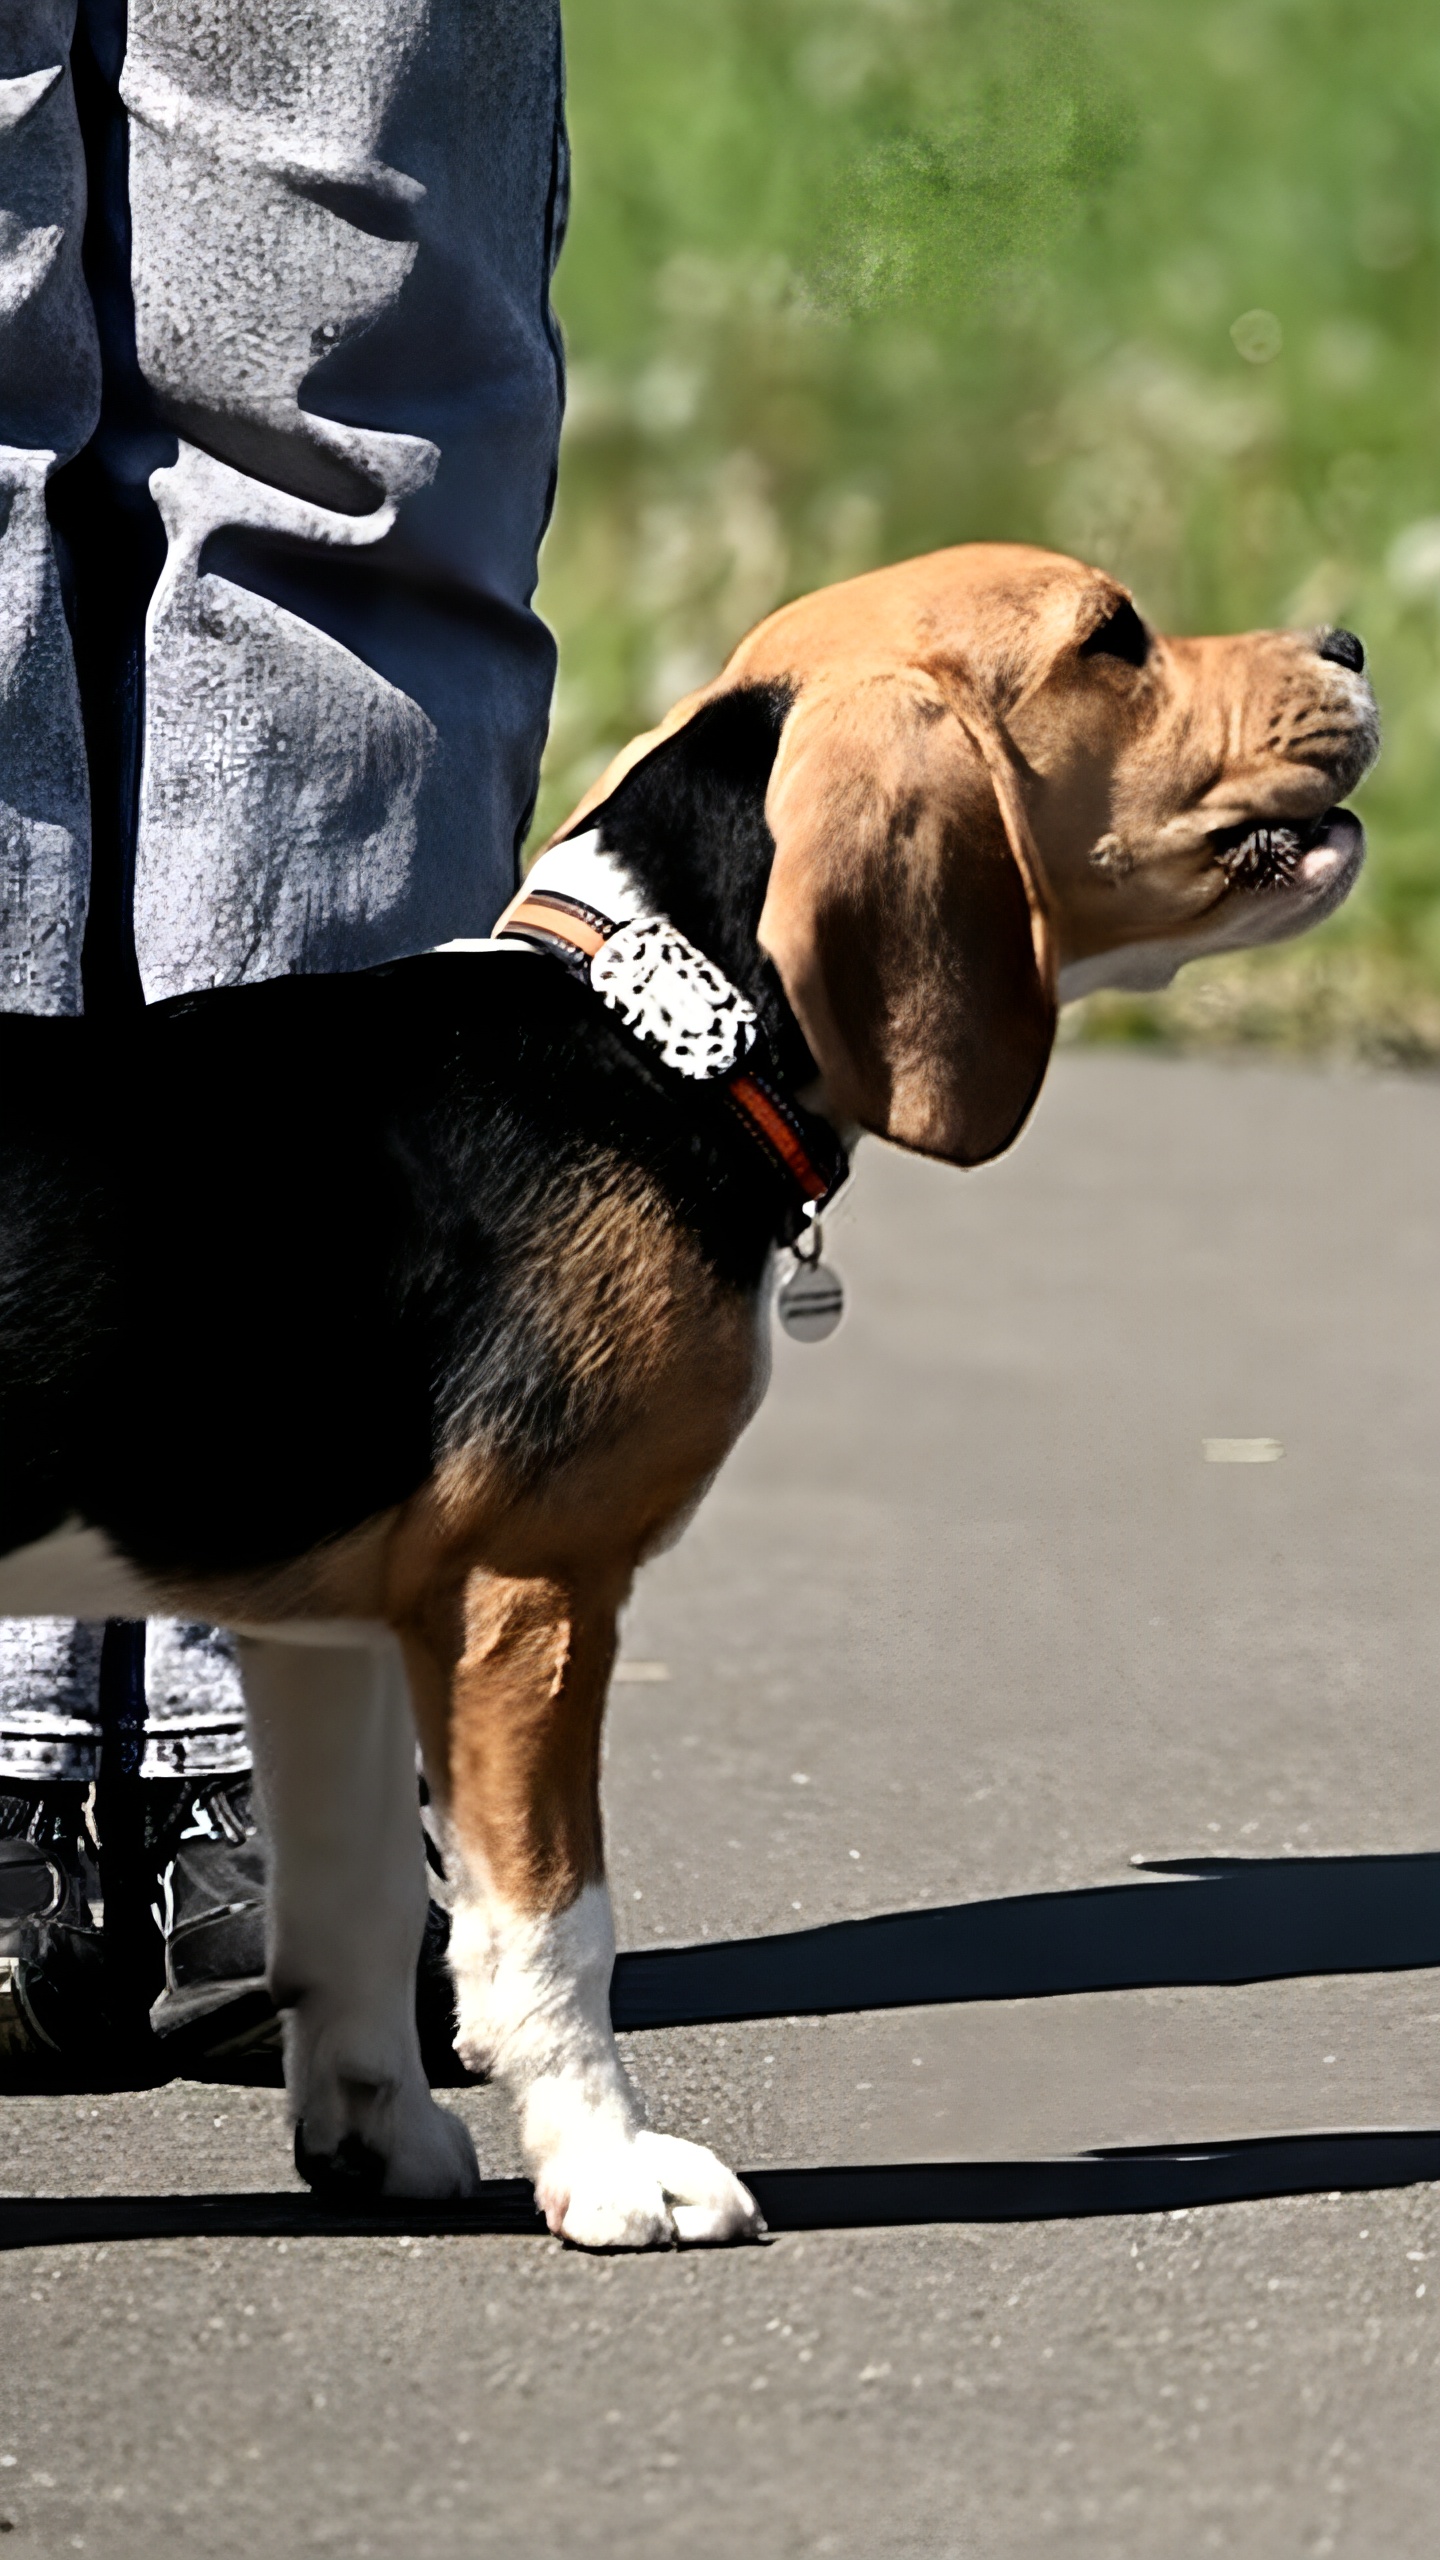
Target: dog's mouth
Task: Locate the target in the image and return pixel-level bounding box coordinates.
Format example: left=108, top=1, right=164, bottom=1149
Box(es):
left=1059, top=807, right=1365, bottom=1001
left=1209, top=805, right=1365, bottom=912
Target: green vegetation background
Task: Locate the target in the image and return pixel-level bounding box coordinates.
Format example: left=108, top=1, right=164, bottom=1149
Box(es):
left=531, top=0, right=1440, bottom=1058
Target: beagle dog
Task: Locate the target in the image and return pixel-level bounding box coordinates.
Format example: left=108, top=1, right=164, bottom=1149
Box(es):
left=0, top=544, right=1376, bottom=2245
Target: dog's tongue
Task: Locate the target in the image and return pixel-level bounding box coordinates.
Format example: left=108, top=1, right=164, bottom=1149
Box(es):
left=1297, top=808, right=1365, bottom=899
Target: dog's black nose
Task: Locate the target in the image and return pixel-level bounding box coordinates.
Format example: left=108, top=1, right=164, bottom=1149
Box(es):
left=1317, top=627, right=1365, bottom=674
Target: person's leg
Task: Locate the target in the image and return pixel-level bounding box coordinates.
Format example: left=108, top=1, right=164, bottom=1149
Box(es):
left=126, top=0, right=567, bottom=992
left=6, top=2, right=210, bottom=2067
left=0, top=2, right=98, bottom=1013
left=118, top=3, right=567, bottom=2060
left=0, top=3, right=109, bottom=2061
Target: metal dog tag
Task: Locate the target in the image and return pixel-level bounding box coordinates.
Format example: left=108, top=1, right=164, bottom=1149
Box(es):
left=776, top=1226, right=845, bottom=1343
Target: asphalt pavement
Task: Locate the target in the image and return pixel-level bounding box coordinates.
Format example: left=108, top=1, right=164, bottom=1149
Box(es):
left=2, top=1048, right=1439, bottom=2556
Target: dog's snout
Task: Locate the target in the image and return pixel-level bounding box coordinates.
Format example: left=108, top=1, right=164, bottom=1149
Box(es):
left=1316, top=626, right=1366, bottom=675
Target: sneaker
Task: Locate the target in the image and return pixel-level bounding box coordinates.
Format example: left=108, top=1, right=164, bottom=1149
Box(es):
left=0, top=1780, right=109, bottom=2074
left=147, top=1772, right=467, bottom=2083
left=147, top=1773, right=281, bottom=2069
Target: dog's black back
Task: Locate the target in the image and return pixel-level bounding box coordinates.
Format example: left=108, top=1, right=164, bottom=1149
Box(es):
left=0, top=957, right=783, bottom=1577
left=0, top=688, right=808, bottom=1579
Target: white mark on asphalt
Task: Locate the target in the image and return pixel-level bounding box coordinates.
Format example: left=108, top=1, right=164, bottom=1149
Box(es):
left=613, top=1660, right=670, bottom=1683
left=1203, top=1437, right=1283, bottom=1463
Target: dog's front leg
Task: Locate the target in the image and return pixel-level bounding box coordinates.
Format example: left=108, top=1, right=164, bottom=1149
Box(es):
left=411, top=1570, right=762, bottom=2249
left=239, top=1631, right=479, bottom=2200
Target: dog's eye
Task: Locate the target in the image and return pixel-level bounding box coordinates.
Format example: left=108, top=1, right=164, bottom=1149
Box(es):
left=1079, top=600, right=1149, bottom=668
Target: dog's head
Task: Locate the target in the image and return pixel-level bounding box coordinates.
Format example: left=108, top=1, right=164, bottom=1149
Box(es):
left=558, top=544, right=1378, bottom=1167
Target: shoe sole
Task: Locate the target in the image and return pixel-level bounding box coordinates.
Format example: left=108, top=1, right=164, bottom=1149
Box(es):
left=151, top=1979, right=284, bottom=2074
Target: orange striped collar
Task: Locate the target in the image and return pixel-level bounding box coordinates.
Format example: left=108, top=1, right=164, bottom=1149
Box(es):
left=496, top=835, right=848, bottom=1222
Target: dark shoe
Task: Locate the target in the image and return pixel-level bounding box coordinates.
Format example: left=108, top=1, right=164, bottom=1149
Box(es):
left=147, top=1773, right=280, bottom=2069
left=147, top=1772, right=466, bottom=2083
left=0, top=1781, right=108, bottom=2073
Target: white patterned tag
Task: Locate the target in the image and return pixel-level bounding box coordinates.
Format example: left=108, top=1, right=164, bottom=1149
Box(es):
left=590, top=916, right=759, bottom=1080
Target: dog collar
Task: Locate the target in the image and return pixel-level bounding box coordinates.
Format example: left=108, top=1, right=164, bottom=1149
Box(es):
left=492, top=831, right=848, bottom=1219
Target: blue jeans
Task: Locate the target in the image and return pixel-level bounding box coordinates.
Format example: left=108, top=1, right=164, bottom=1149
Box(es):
left=0, top=0, right=567, bottom=1780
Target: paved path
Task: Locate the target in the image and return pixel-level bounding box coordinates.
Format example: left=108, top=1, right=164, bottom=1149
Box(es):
left=3, top=1051, right=1439, bottom=2556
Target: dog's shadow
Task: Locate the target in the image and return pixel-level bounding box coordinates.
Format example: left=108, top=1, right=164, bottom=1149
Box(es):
left=3, top=2130, right=1440, bottom=2251
left=5, top=1855, right=1438, bottom=2249
left=610, top=1851, right=1440, bottom=2026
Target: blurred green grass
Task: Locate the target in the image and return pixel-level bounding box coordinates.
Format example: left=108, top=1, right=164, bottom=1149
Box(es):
left=534, top=0, right=1440, bottom=1058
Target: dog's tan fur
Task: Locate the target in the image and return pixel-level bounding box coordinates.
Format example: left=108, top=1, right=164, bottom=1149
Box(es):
left=161, top=1179, right=767, bottom=1912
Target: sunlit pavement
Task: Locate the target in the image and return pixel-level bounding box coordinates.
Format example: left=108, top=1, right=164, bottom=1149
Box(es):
left=3, top=1050, right=1439, bottom=2557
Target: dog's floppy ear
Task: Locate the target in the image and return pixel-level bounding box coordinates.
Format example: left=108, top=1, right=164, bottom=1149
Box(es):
left=757, top=676, right=1057, bottom=1166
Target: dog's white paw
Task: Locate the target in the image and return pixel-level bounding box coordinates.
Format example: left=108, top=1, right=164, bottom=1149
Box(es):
left=293, top=2059, right=481, bottom=2202
left=636, top=2132, right=766, bottom=2244
left=379, top=2088, right=482, bottom=2200
left=535, top=2126, right=764, bottom=2250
